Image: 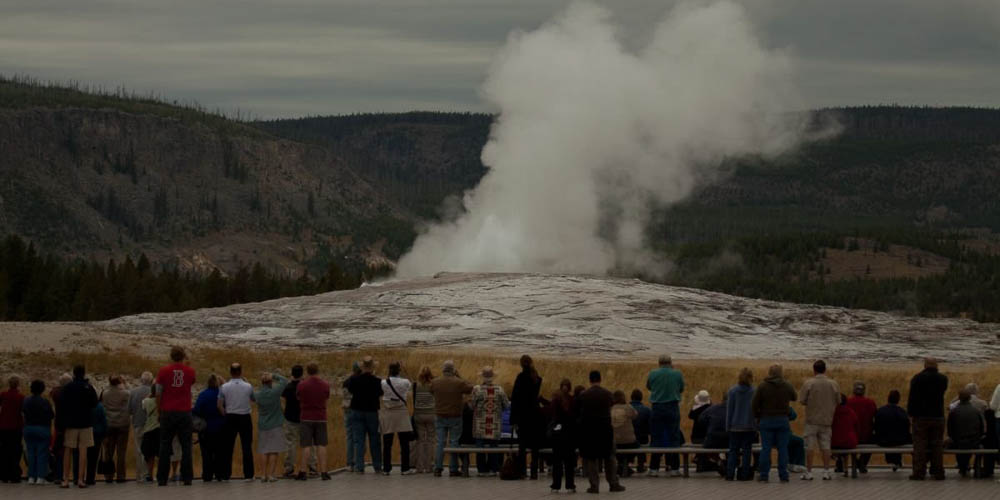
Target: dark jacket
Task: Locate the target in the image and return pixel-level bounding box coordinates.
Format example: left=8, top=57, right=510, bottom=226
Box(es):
left=701, top=403, right=727, bottom=436
left=510, top=371, right=542, bottom=426
left=282, top=379, right=302, bottom=423
left=726, top=384, right=756, bottom=432
left=577, top=385, right=614, bottom=459
left=948, top=401, right=986, bottom=445
left=60, top=377, right=98, bottom=429
left=752, top=376, right=797, bottom=418
left=873, top=403, right=911, bottom=446
left=346, top=373, right=383, bottom=412
left=689, top=404, right=709, bottom=443
left=22, top=395, right=54, bottom=428
left=631, top=401, right=651, bottom=445
left=907, top=367, right=948, bottom=419
left=92, top=402, right=108, bottom=437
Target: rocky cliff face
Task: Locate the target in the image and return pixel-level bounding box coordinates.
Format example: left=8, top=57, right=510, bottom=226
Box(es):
left=0, top=106, right=408, bottom=275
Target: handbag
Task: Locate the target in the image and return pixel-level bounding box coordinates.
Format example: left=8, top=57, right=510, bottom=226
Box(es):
left=192, top=414, right=207, bottom=432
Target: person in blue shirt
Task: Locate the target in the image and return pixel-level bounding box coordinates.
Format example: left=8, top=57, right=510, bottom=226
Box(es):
left=725, top=369, right=756, bottom=481
left=193, top=375, right=225, bottom=482
left=645, top=354, right=684, bottom=476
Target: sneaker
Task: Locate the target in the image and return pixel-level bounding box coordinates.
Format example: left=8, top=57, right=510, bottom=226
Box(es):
left=244, top=478, right=256, bottom=482
left=800, top=472, right=813, bottom=480
left=382, top=471, right=390, bottom=476
left=609, top=485, right=625, bottom=493
left=822, top=471, right=832, bottom=480
left=669, top=469, right=682, bottom=477
left=552, top=489, right=560, bottom=494
left=566, top=488, right=576, bottom=494
left=892, top=464, right=899, bottom=472
left=646, top=470, right=659, bottom=477
left=477, top=472, right=491, bottom=477
left=780, top=478, right=789, bottom=483
left=27, top=478, right=36, bottom=485
left=37, top=479, right=51, bottom=486
left=401, top=469, right=415, bottom=476
left=321, top=472, right=331, bottom=481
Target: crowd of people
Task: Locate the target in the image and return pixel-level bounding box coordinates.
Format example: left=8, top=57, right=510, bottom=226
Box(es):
left=0, top=349, right=997, bottom=493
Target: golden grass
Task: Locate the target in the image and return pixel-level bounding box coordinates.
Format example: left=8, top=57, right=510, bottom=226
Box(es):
left=4, top=347, right=999, bottom=475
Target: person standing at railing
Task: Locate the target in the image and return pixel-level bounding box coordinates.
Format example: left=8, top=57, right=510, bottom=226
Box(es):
left=254, top=371, right=290, bottom=482
left=100, top=375, right=131, bottom=484
left=578, top=370, right=625, bottom=493
left=128, top=371, right=153, bottom=482
left=948, top=389, right=986, bottom=478
left=752, top=364, right=796, bottom=483
left=511, top=355, right=544, bottom=480
left=799, top=360, right=839, bottom=481
left=346, top=356, right=384, bottom=474
left=218, top=363, right=255, bottom=481
left=907, top=357, right=949, bottom=481
left=646, top=354, right=684, bottom=477
left=430, top=360, right=472, bottom=477
left=296, top=363, right=331, bottom=481
left=548, top=379, right=577, bottom=493
left=411, top=366, right=437, bottom=474
left=0, top=376, right=24, bottom=483
left=380, top=361, right=414, bottom=476
left=471, top=366, right=509, bottom=477
left=726, top=369, right=755, bottom=481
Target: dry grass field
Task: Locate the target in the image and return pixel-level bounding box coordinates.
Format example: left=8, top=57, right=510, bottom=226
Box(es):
left=3, top=345, right=999, bottom=475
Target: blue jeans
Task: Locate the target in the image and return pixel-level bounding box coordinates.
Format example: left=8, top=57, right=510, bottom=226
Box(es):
left=758, top=416, right=790, bottom=481
left=350, top=410, right=381, bottom=472
left=476, top=439, right=500, bottom=474
left=727, top=431, right=755, bottom=480
left=24, top=426, right=51, bottom=480
left=344, top=408, right=355, bottom=468
left=435, top=417, right=465, bottom=472
left=650, top=401, right=680, bottom=471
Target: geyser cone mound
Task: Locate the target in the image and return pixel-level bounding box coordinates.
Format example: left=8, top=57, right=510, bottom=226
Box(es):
left=100, top=273, right=997, bottom=362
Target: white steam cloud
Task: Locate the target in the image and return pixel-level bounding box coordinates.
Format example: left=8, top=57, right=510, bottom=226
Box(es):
left=397, top=0, right=810, bottom=278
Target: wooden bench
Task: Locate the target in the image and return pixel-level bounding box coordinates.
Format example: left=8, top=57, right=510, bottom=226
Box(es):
left=831, top=445, right=1000, bottom=478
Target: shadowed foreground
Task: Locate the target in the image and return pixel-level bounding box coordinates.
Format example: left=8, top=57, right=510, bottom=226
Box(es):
left=1, top=470, right=997, bottom=499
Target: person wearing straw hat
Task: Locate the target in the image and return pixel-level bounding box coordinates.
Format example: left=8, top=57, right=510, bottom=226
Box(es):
left=471, top=366, right=510, bottom=476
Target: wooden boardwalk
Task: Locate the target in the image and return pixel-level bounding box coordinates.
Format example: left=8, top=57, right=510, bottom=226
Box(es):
left=1, top=470, right=996, bottom=499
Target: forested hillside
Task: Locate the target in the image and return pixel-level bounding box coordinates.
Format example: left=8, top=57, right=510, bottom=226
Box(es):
left=2, top=74, right=999, bottom=322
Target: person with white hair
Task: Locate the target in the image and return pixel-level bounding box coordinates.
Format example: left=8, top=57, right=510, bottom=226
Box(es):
left=689, top=390, right=712, bottom=445
left=128, top=371, right=154, bottom=482
left=646, top=354, right=685, bottom=476
left=951, top=382, right=988, bottom=413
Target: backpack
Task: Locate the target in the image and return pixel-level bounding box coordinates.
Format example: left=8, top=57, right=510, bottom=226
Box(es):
left=499, top=455, right=522, bottom=480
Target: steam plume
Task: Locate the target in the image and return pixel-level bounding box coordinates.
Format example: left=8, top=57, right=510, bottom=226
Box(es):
left=397, top=0, right=809, bottom=278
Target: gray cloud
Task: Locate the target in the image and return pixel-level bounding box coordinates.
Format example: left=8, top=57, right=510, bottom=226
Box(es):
left=2, top=0, right=998, bottom=117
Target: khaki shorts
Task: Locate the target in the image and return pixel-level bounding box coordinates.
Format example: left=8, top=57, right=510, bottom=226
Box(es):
left=803, top=424, right=832, bottom=451
left=64, top=427, right=95, bottom=449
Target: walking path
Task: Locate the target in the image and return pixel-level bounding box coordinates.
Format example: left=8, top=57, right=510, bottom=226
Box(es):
left=2, top=470, right=996, bottom=499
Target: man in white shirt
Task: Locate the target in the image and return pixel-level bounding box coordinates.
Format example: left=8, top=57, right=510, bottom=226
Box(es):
left=218, top=363, right=255, bottom=481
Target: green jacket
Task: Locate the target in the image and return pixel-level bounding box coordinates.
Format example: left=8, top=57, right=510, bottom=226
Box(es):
left=751, top=376, right=798, bottom=419
left=254, top=374, right=289, bottom=431
left=646, top=366, right=684, bottom=404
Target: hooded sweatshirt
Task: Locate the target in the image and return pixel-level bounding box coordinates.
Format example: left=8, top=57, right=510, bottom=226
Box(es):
left=726, top=384, right=756, bottom=431
left=752, top=376, right=798, bottom=419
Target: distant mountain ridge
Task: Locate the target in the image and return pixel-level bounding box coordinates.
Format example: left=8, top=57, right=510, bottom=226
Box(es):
left=3, top=75, right=1000, bottom=284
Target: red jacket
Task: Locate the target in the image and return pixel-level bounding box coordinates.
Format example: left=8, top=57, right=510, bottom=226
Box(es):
left=847, top=395, right=877, bottom=442
left=831, top=405, right=859, bottom=449
left=0, top=389, right=25, bottom=430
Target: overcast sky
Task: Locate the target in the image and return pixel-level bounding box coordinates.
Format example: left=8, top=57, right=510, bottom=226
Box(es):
left=2, top=0, right=998, bottom=118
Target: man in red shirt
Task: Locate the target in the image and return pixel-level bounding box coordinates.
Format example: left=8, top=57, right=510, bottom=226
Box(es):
left=846, top=382, right=878, bottom=473
left=295, top=362, right=331, bottom=480
left=0, top=376, right=25, bottom=483
left=155, top=346, right=196, bottom=486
